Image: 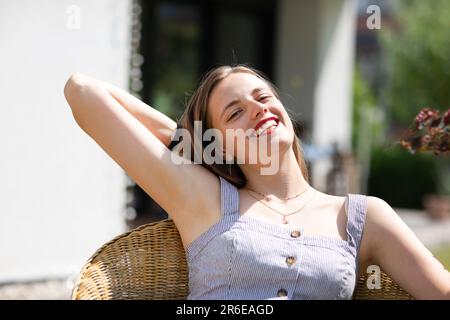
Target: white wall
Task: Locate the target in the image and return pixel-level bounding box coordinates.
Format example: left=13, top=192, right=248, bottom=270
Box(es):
left=275, top=0, right=319, bottom=128
left=313, top=0, right=357, bottom=191
left=0, top=0, right=131, bottom=282
left=275, top=0, right=356, bottom=191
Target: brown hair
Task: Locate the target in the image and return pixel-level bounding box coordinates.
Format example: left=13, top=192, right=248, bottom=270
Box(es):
left=177, top=65, right=310, bottom=188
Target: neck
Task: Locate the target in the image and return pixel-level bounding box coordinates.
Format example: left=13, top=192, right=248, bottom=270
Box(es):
left=239, top=149, right=310, bottom=198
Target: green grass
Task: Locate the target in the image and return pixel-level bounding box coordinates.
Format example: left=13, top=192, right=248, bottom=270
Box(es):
left=432, top=245, right=450, bottom=270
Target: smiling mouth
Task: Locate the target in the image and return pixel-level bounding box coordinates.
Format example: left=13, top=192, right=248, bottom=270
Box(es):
left=250, top=119, right=279, bottom=138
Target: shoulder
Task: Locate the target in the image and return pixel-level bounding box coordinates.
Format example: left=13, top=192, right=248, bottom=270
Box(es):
left=344, top=195, right=398, bottom=267
left=363, top=195, right=412, bottom=255
left=365, top=196, right=400, bottom=230
left=366, top=195, right=391, bottom=212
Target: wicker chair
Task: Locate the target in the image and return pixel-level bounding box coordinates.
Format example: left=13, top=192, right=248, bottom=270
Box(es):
left=72, top=219, right=414, bottom=300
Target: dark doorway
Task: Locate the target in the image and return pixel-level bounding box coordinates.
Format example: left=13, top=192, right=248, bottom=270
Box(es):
left=127, top=0, right=276, bottom=228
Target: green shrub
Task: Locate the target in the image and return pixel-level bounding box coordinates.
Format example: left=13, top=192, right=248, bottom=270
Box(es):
left=368, top=146, right=437, bottom=209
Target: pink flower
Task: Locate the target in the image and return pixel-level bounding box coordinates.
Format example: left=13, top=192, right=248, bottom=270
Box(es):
left=444, top=109, right=450, bottom=126
left=402, top=107, right=450, bottom=156
left=415, top=108, right=441, bottom=129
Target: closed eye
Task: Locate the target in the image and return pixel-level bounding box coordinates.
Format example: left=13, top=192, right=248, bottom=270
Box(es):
left=258, top=95, right=271, bottom=102
left=228, top=109, right=243, bottom=121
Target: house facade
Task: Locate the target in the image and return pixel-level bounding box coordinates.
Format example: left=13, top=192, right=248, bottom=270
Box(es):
left=0, top=0, right=356, bottom=283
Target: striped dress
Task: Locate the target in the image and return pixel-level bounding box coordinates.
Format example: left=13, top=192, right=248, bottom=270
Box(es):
left=186, top=176, right=367, bottom=300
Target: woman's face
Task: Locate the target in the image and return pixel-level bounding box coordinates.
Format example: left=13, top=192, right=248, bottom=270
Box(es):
left=208, top=72, right=294, bottom=165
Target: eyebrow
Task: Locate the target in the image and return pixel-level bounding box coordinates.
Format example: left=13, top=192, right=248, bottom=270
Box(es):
left=220, top=87, right=267, bottom=120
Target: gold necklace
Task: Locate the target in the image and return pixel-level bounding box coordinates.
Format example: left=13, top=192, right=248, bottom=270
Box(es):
left=245, top=188, right=317, bottom=224
left=243, top=186, right=309, bottom=203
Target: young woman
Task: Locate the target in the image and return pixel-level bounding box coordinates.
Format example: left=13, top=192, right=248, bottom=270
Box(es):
left=64, top=65, right=450, bottom=299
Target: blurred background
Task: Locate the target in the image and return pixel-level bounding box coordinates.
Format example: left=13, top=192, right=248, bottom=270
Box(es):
left=0, top=0, right=449, bottom=299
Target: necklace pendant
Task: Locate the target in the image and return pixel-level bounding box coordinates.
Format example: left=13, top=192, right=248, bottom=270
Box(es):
left=282, top=217, right=289, bottom=224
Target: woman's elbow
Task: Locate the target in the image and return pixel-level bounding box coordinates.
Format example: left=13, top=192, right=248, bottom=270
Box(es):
left=63, top=73, right=97, bottom=116
left=64, top=72, right=86, bottom=100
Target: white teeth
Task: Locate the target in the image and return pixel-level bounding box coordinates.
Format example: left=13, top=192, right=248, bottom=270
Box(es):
left=255, top=120, right=278, bottom=136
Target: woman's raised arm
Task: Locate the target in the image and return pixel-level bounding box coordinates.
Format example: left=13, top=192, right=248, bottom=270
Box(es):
left=65, top=73, right=177, bottom=147
left=63, top=73, right=220, bottom=241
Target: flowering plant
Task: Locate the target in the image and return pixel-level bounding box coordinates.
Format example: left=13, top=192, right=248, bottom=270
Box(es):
left=399, top=108, right=450, bottom=199
left=399, top=108, right=450, bottom=155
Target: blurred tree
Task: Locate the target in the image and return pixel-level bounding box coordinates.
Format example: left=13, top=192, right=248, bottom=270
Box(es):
left=352, top=64, right=376, bottom=151
left=352, top=64, right=386, bottom=194
left=380, top=0, right=450, bottom=126
left=376, top=0, right=450, bottom=211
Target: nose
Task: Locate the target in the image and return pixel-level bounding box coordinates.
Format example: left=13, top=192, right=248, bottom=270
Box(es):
left=249, top=100, right=268, bottom=119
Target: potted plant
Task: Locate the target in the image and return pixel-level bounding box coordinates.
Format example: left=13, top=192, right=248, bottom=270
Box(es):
left=399, top=108, right=450, bottom=220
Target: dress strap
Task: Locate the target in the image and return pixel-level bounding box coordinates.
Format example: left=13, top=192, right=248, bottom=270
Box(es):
left=345, top=194, right=368, bottom=257
left=219, top=176, right=240, bottom=216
